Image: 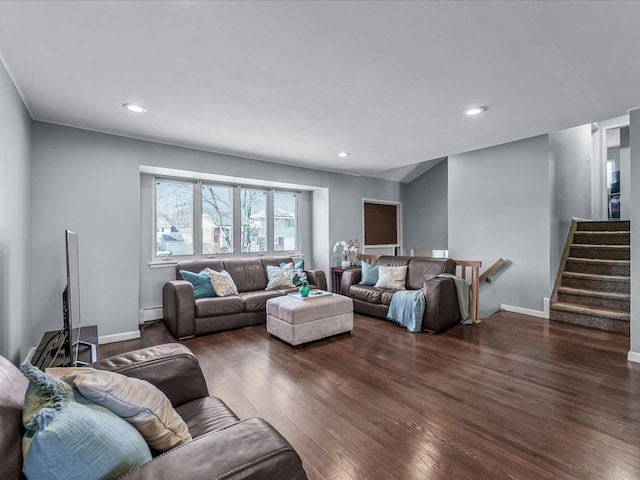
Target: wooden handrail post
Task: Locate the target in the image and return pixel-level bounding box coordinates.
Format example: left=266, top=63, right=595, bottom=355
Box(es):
left=454, top=260, right=482, bottom=323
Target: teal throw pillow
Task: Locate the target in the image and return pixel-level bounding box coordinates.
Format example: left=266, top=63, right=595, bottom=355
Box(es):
left=281, top=260, right=305, bottom=286
left=180, top=269, right=216, bottom=298
left=20, top=363, right=152, bottom=480
left=359, top=261, right=379, bottom=286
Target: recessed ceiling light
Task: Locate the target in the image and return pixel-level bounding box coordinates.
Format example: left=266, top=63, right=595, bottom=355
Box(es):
left=338, top=152, right=350, bottom=158
left=466, top=106, right=486, bottom=116
left=123, top=103, right=148, bottom=113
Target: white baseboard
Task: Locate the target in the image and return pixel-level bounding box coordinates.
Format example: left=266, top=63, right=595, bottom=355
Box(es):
left=628, top=351, right=640, bottom=364
left=98, top=330, right=140, bottom=345
left=500, top=303, right=548, bottom=319
left=139, top=306, right=163, bottom=324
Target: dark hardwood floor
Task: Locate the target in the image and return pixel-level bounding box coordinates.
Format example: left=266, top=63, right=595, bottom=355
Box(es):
left=101, top=313, right=640, bottom=480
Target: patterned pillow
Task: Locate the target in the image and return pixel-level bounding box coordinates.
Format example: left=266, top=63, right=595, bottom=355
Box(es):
left=280, top=260, right=304, bottom=286
left=208, top=269, right=239, bottom=296
left=20, top=363, right=151, bottom=480
left=266, top=263, right=295, bottom=290
left=374, top=265, right=408, bottom=290
left=65, top=369, right=191, bottom=451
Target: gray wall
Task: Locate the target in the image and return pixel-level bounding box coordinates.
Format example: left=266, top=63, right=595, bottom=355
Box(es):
left=0, top=60, right=31, bottom=363
left=630, top=109, right=640, bottom=357
left=404, top=158, right=448, bottom=252
left=30, top=123, right=403, bottom=340
left=548, top=125, right=592, bottom=285
left=448, top=135, right=551, bottom=317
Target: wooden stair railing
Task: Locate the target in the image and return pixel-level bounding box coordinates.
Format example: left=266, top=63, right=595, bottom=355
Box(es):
left=454, top=260, right=482, bottom=322
left=479, top=258, right=506, bottom=284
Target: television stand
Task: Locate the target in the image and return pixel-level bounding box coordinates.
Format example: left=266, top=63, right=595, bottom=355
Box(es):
left=32, top=325, right=99, bottom=369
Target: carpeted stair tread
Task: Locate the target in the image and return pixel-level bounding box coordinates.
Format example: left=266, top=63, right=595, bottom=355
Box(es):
left=550, top=302, right=630, bottom=321
left=562, top=271, right=629, bottom=282
left=573, top=231, right=630, bottom=245
left=566, top=257, right=629, bottom=265
left=569, top=244, right=630, bottom=260
left=576, top=220, right=630, bottom=231
left=557, top=286, right=630, bottom=301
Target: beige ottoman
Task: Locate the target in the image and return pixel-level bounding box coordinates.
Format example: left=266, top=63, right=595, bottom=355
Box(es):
left=266, top=293, right=353, bottom=346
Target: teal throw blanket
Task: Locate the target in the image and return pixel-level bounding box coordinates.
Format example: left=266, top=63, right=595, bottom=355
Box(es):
left=437, top=273, right=473, bottom=324
left=387, top=290, right=425, bottom=333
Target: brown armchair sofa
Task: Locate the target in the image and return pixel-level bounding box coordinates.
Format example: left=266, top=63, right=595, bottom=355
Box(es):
left=163, top=256, right=327, bottom=340
left=340, top=255, right=460, bottom=333
left=1, top=344, right=308, bottom=480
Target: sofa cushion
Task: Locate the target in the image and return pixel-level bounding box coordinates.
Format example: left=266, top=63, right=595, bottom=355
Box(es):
left=175, top=396, right=239, bottom=439
left=195, top=296, right=245, bottom=317
left=208, top=270, right=239, bottom=297
left=240, top=290, right=283, bottom=312
left=0, top=355, right=28, bottom=409
left=180, top=269, right=216, bottom=299
left=174, top=260, right=225, bottom=281
left=349, top=285, right=383, bottom=304
left=374, top=265, right=407, bottom=290
left=223, top=258, right=268, bottom=292
left=65, top=369, right=192, bottom=451
left=280, top=259, right=305, bottom=286
left=381, top=290, right=400, bottom=306
left=406, top=257, right=456, bottom=290
left=266, top=263, right=295, bottom=290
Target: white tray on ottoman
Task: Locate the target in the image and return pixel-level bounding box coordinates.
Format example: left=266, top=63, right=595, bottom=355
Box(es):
left=266, top=293, right=353, bottom=346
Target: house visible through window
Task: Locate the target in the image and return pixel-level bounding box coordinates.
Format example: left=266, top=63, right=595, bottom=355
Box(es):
left=155, top=177, right=299, bottom=259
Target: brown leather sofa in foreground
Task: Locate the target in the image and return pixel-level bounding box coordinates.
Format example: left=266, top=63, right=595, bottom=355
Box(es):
left=2, top=344, right=308, bottom=480
left=340, top=256, right=460, bottom=333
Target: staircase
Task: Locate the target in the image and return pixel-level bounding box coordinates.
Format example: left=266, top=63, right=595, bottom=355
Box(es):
left=550, top=220, right=630, bottom=335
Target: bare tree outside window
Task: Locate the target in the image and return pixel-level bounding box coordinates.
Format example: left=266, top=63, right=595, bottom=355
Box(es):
left=202, top=185, right=233, bottom=254
left=241, top=189, right=267, bottom=252
left=156, top=180, right=194, bottom=256
left=274, top=191, right=297, bottom=251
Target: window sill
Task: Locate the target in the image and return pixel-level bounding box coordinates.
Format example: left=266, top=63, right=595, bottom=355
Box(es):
left=148, top=261, right=178, bottom=269
left=148, top=252, right=303, bottom=269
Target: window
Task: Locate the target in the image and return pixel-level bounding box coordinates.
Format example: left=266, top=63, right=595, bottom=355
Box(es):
left=240, top=188, right=268, bottom=253
left=202, top=184, right=233, bottom=254
left=273, top=191, right=298, bottom=251
left=155, top=179, right=194, bottom=256
left=154, top=177, right=299, bottom=259
left=363, top=201, right=400, bottom=246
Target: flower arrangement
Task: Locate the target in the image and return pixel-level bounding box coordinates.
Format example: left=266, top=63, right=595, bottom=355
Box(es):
left=333, top=239, right=359, bottom=265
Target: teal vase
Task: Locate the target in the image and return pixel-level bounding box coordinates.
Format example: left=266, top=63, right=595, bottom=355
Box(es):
left=299, top=281, right=310, bottom=297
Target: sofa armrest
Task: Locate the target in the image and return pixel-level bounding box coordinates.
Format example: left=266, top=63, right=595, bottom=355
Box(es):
left=340, top=268, right=361, bottom=296
left=422, top=277, right=460, bottom=333
left=117, top=418, right=307, bottom=480
left=91, top=344, right=209, bottom=407
left=163, top=280, right=196, bottom=340
left=304, top=269, right=327, bottom=291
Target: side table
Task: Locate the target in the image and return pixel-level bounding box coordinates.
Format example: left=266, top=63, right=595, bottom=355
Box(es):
left=330, top=266, right=350, bottom=293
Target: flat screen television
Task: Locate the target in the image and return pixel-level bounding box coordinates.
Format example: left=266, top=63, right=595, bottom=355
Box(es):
left=63, top=230, right=96, bottom=366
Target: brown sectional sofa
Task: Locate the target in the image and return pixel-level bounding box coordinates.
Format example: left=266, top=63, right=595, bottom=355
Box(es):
left=2, top=343, right=308, bottom=479
left=163, top=256, right=326, bottom=340
left=340, top=255, right=460, bottom=333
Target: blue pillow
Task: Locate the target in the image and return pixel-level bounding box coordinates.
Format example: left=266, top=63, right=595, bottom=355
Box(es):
left=280, top=259, right=305, bottom=286
left=359, top=261, right=379, bottom=286
left=180, top=269, right=216, bottom=298
left=20, top=363, right=152, bottom=480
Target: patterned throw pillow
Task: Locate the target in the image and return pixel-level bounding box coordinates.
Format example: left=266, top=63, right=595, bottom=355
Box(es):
left=65, top=369, right=191, bottom=451
left=208, top=269, right=239, bottom=296
left=266, top=263, right=296, bottom=290
left=20, top=363, right=151, bottom=480
left=280, top=260, right=305, bottom=286
left=374, top=265, right=408, bottom=290
left=179, top=269, right=216, bottom=298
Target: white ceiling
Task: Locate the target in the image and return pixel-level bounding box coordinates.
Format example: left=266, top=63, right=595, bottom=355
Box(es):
left=1, top=1, right=639, bottom=183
